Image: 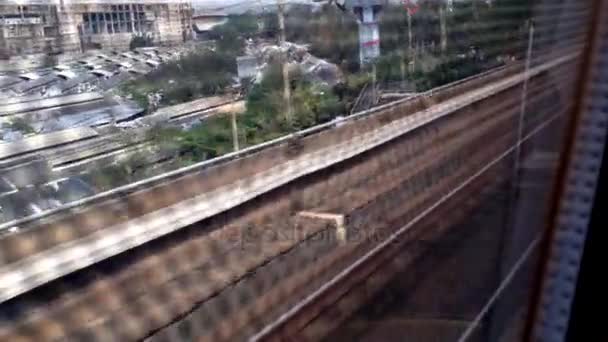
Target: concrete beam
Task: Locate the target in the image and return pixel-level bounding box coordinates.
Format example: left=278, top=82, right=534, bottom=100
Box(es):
left=297, top=211, right=347, bottom=243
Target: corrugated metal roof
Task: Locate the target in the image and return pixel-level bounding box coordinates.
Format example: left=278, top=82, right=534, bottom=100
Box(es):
left=0, top=76, right=21, bottom=89
left=0, top=92, right=104, bottom=116
left=2, top=0, right=190, bottom=4
left=0, top=176, right=95, bottom=223
left=56, top=74, right=97, bottom=92
left=0, top=127, right=99, bottom=160
left=56, top=70, right=78, bottom=80
left=53, top=65, right=71, bottom=71
left=91, top=69, right=115, bottom=78
left=17, top=72, right=40, bottom=81
left=12, top=75, right=59, bottom=94
left=145, top=59, right=161, bottom=67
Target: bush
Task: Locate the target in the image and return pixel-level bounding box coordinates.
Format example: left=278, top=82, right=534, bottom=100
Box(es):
left=376, top=54, right=407, bottom=83
left=163, top=84, right=196, bottom=105
left=156, top=62, right=347, bottom=164
left=120, top=82, right=151, bottom=109
left=87, top=163, right=130, bottom=190
left=316, top=92, right=344, bottom=123
left=420, top=56, right=485, bottom=90
left=147, top=125, right=181, bottom=144
left=210, top=14, right=259, bottom=55
left=337, top=72, right=371, bottom=102
left=122, top=50, right=236, bottom=107
left=177, top=116, right=235, bottom=161
left=3, top=118, right=35, bottom=134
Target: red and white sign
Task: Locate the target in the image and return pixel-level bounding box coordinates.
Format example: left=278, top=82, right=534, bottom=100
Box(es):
left=403, top=0, right=420, bottom=15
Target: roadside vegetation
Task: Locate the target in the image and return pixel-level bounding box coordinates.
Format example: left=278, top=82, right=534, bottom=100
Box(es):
left=3, top=118, right=35, bottom=135
left=119, top=15, right=258, bottom=109
left=90, top=61, right=349, bottom=189
left=151, top=63, right=344, bottom=163
left=120, top=50, right=236, bottom=108
left=93, top=0, right=533, bottom=190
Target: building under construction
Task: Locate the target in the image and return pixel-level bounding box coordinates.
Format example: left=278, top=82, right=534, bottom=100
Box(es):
left=0, top=0, right=193, bottom=58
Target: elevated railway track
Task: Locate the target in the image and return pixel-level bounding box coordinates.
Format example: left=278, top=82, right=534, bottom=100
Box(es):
left=156, top=62, right=575, bottom=342
left=0, top=98, right=243, bottom=181
left=0, top=50, right=582, bottom=341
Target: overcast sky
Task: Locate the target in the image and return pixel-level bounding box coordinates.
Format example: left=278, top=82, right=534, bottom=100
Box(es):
left=192, top=0, right=318, bottom=13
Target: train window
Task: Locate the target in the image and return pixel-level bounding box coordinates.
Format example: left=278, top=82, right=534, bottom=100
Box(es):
left=0, top=1, right=604, bottom=342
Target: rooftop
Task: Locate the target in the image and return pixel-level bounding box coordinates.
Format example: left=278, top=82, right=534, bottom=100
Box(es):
left=1, top=0, right=190, bottom=5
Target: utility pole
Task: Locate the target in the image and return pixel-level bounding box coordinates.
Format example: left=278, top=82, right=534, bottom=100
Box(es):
left=514, top=21, right=534, bottom=180
left=400, top=9, right=412, bottom=89
left=400, top=49, right=407, bottom=89
left=407, top=9, right=413, bottom=71
left=402, top=0, right=418, bottom=87
left=439, top=3, right=448, bottom=54
left=277, top=0, right=293, bottom=122
left=371, top=62, right=377, bottom=104
left=231, top=112, right=240, bottom=151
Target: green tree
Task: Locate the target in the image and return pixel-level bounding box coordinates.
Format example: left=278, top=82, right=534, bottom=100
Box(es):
left=214, top=25, right=245, bottom=54
left=446, top=0, right=533, bottom=59
left=245, top=63, right=343, bottom=133
left=376, top=53, right=406, bottom=83
left=379, top=4, right=409, bottom=54
left=122, top=49, right=236, bottom=106
left=211, top=13, right=259, bottom=55
left=261, top=13, right=279, bottom=39
left=227, top=13, right=259, bottom=36
left=285, top=4, right=315, bottom=43
left=308, top=4, right=360, bottom=72
left=488, top=0, right=533, bottom=57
